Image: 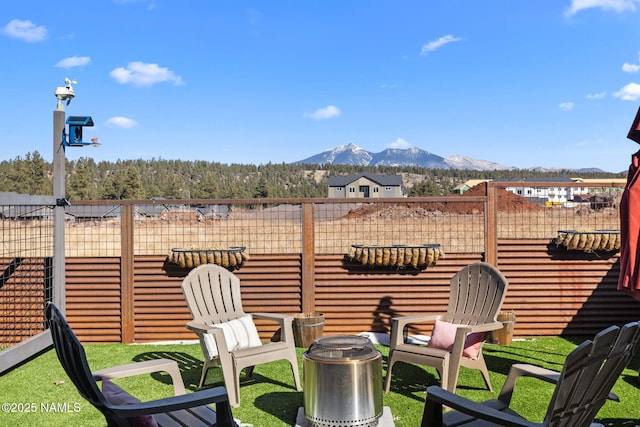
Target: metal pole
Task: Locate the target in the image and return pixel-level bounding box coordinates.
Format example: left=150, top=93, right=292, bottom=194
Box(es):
left=53, top=109, right=66, bottom=313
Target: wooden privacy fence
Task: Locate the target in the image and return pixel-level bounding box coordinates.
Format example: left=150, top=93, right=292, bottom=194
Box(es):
left=2, top=182, right=639, bottom=345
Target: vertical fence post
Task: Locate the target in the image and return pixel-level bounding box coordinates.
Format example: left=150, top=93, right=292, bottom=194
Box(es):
left=486, top=183, right=498, bottom=265
left=120, top=203, right=135, bottom=343
left=52, top=110, right=66, bottom=313
left=301, top=202, right=315, bottom=314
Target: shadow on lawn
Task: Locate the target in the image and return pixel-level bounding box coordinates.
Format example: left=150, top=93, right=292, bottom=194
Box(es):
left=254, top=391, right=303, bottom=425
left=485, top=334, right=640, bottom=383
left=133, top=350, right=302, bottom=393
left=620, top=350, right=640, bottom=389
left=133, top=351, right=204, bottom=390
left=383, top=358, right=437, bottom=401
left=482, top=343, right=567, bottom=376
left=382, top=341, right=571, bottom=398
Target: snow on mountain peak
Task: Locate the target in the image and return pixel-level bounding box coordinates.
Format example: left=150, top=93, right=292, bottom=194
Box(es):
left=294, top=145, right=514, bottom=170
left=336, top=142, right=366, bottom=152
left=444, top=154, right=513, bottom=171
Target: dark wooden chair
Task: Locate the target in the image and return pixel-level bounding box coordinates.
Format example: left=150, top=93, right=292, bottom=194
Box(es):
left=45, top=303, right=236, bottom=427
left=421, top=321, right=640, bottom=427
left=385, top=262, right=509, bottom=394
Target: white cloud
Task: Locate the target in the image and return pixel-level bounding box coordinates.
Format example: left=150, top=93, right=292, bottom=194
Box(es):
left=565, top=0, right=640, bottom=16
left=613, top=82, right=640, bottom=100
left=559, top=102, right=575, bottom=111
left=109, top=61, right=184, bottom=86
left=623, top=62, right=640, bottom=72
left=55, top=56, right=91, bottom=69
left=304, top=105, right=341, bottom=120
left=113, top=0, right=157, bottom=9
left=2, top=19, right=47, bottom=42
left=388, top=138, right=411, bottom=149
left=105, top=116, right=139, bottom=128
left=420, top=35, right=461, bottom=56
left=586, top=91, right=606, bottom=99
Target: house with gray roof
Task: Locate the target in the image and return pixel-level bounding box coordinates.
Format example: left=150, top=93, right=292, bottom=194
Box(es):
left=327, top=172, right=405, bottom=198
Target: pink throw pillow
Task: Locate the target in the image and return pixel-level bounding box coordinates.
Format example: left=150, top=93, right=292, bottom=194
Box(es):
left=101, top=378, right=159, bottom=427
left=428, top=319, right=484, bottom=360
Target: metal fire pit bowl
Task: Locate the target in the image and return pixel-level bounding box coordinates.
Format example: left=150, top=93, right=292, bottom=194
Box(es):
left=303, top=335, right=383, bottom=427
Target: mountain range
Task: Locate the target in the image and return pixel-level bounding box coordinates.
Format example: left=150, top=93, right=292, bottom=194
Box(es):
left=294, top=143, right=606, bottom=173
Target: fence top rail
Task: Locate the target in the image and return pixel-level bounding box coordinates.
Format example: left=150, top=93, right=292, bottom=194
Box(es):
left=0, top=192, right=57, bottom=205
left=67, top=196, right=489, bottom=206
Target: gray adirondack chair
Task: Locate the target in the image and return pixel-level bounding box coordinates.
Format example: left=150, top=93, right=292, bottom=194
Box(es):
left=422, top=321, right=640, bottom=427
left=181, top=263, right=302, bottom=407
left=45, top=303, right=236, bottom=427
left=385, top=262, right=509, bottom=394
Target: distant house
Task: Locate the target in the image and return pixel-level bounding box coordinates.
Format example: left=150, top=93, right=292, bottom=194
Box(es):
left=194, top=204, right=229, bottom=220
left=497, top=177, right=578, bottom=206
left=327, top=172, right=405, bottom=198
left=455, top=176, right=626, bottom=207
left=496, top=176, right=620, bottom=206
left=0, top=205, right=55, bottom=220
left=66, top=205, right=121, bottom=221
left=570, top=178, right=627, bottom=191
left=452, top=179, right=492, bottom=194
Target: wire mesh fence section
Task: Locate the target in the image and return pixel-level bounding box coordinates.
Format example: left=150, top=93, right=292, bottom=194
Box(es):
left=0, top=205, right=54, bottom=347
left=494, top=184, right=623, bottom=240
left=314, top=199, right=486, bottom=254
left=134, top=202, right=304, bottom=256
left=66, top=203, right=122, bottom=256
left=56, top=184, right=626, bottom=258
left=128, top=199, right=486, bottom=256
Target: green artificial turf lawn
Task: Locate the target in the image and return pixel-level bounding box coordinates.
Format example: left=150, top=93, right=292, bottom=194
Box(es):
left=0, top=336, right=638, bottom=426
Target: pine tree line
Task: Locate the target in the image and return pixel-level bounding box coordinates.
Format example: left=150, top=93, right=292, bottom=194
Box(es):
left=0, top=151, right=625, bottom=200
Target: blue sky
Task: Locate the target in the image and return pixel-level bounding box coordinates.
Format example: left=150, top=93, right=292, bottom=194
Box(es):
left=2, top=1, right=640, bottom=172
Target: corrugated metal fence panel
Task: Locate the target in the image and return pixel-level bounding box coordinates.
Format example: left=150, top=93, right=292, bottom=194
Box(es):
left=65, top=257, right=121, bottom=343
left=233, top=254, right=302, bottom=339
left=232, top=254, right=302, bottom=313
left=132, top=255, right=194, bottom=342
left=497, top=239, right=639, bottom=337
left=65, top=245, right=640, bottom=343
left=315, top=253, right=483, bottom=336
left=132, top=254, right=302, bottom=342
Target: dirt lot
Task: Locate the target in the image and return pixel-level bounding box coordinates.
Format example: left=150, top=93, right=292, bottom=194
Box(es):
left=2, top=186, right=622, bottom=258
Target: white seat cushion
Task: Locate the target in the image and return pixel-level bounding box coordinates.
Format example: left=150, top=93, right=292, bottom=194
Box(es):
left=202, top=314, right=262, bottom=358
